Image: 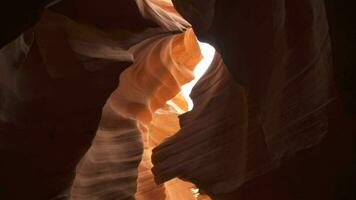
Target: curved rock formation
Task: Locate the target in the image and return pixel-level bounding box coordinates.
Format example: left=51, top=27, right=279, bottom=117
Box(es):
left=153, top=0, right=354, bottom=198
left=70, top=1, right=204, bottom=199
left=0, top=13, right=132, bottom=200
left=0, top=1, right=153, bottom=198
left=152, top=53, right=249, bottom=194
left=0, top=0, right=354, bottom=199
left=75, top=28, right=202, bottom=200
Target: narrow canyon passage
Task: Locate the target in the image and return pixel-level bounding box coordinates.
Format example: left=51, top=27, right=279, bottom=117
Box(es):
left=0, top=0, right=354, bottom=200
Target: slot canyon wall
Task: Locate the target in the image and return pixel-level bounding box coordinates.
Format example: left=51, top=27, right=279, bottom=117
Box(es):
left=0, top=0, right=355, bottom=200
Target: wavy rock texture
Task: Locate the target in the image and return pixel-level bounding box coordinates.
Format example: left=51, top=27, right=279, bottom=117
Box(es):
left=70, top=103, right=143, bottom=200
left=1, top=0, right=202, bottom=198
left=0, top=10, right=132, bottom=200
left=70, top=15, right=207, bottom=200
left=136, top=99, right=210, bottom=200
left=135, top=0, right=190, bottom=31
left=1, top=0, right=354, bottom=199
left=152, top=54, right=249, bottom=195
left=69, top=0, right=210, bottom=199
left=153, top=0, right=345, bottom=196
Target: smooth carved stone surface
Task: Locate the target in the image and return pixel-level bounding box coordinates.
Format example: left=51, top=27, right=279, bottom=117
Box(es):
left=71, top=104, right=143, bottom=200
left=71, top=25, right=204, bottom=199
left=1, top=1, right=195, bottom=198
left=1, top=0, right=354, bottom=199
left=156, top=0, right=343, bottom=196
left=152, top=54, right=249, bottom=195
left=0, top=10, right=133, bottom=200
left=136, top=0, right=190, bottom=31
left=137, top=103, right=210, bottom=200
left=173, top=0, right=272, bottom=86
left=109, top=29, right=200, bottom=123
left=109, top=29, right=203, bottom=199
left=65, top=1, right=201, bottom=199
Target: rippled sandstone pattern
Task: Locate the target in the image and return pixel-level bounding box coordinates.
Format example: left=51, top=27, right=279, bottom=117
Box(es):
left=0, top=0, right=355, bottom=199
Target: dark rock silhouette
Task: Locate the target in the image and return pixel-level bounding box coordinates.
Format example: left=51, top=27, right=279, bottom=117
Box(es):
left=0, top=0, right=354, bottom=199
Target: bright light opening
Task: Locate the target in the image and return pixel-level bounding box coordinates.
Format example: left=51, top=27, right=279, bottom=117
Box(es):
left=181, top=42, right=216, bottom=111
